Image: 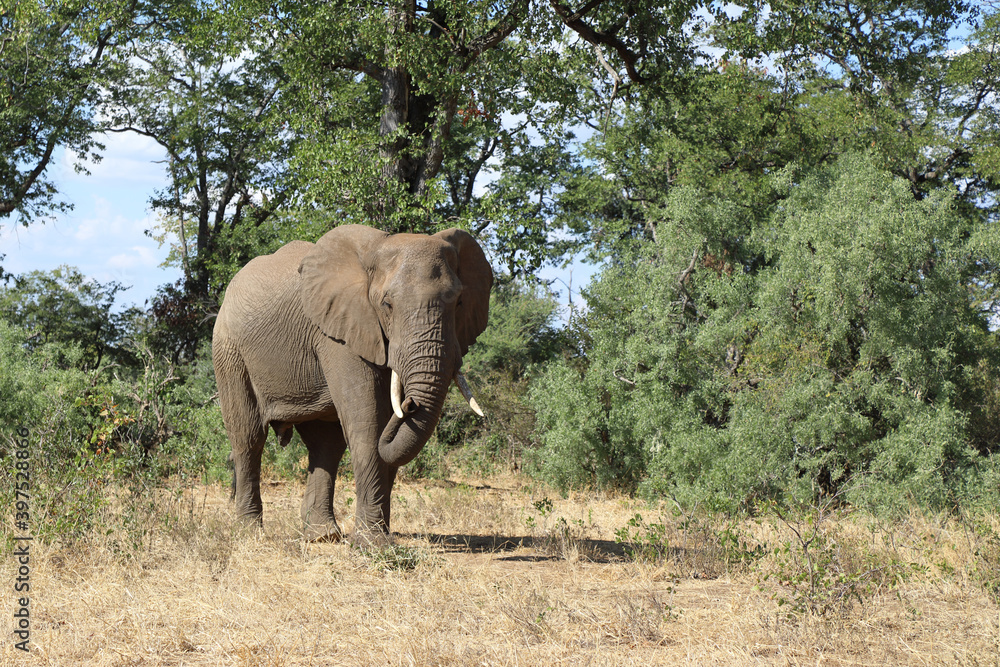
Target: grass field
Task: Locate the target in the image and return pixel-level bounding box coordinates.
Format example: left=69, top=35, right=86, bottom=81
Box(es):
left=3, top=474, right=999, bottom=665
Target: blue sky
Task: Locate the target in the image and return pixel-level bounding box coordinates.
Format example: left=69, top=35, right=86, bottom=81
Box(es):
left=0, top=131, right=181, bottom=309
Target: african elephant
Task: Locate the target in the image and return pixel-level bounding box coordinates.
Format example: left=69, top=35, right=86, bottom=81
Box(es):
left=212, top=224, right=493, bottom=544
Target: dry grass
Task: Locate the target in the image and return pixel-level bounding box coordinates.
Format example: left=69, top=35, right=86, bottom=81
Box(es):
left=3, top=475, right=999, bottom=665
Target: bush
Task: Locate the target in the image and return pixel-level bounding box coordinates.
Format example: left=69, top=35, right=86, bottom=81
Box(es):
left=529, top=153, right=1000, bottom=513
left=0, top=322, right=155, bottom=548
left=0, top=320, right=43, bottom=431
left=528, top=358, right=647, bottom=491
left=0, top=318, right=234, bottom=550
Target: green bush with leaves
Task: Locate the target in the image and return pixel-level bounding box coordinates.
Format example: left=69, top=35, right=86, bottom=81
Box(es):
left=531, top=153, right=1000, bottom=513
left=150, top=342, right=232, bottom=485
left=0, top=320, right=43, bottom=431
left=0, top=320, right=148, bottom=547
left=0, top=283, right=235, bottom=550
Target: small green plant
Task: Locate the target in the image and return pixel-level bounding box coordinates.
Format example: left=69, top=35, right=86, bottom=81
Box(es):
left=499, top=590, right=553, bottom=638
left=615, top=513, right=670, bottom=563
left=361, top=544, right=437, bottom=573
left=533, top=497, right=554, bottom=517
left=611, top=588, right=679, bottom=644
left=521, top=497, right=593, bottom=560
left=761, top=500, right=912, bottom=621
left=523, top=496, right=554, bottom=531
left=404, top=432, right=449, bottom=480
left=717, top=522, right=768, bottom=568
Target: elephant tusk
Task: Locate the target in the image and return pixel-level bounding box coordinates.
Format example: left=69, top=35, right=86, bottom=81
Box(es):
left=390, top=369, right=404, bottom=419
left=454, top=372, right=485, bottom=417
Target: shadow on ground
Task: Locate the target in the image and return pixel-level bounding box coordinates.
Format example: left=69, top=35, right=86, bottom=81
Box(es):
left=399, top=532, right=629, bottom=562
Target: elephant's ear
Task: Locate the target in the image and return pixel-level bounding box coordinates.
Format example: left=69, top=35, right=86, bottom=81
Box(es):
left=299, top=225, right=390, bottom=366
left=434, top=228, right=494, bottom=355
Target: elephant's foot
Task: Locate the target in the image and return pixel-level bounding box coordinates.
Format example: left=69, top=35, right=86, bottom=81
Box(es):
left=235, top=509, right=264, bottom=528
left=303, top=520, right=344, bottom=543
left=349, top=526, right=393, bottom=550
left=300, top=503, right=342, bottom=543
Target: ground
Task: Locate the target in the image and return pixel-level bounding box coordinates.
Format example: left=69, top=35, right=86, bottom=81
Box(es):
left=2, top=474, right=999, bottom=665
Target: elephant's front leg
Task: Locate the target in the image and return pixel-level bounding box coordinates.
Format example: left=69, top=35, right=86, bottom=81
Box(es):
left=295, top=420, right=347, bottom=542
left=348, top=441, right=399, bottom=547
left=320, top=354, right=398, bottom=546
left=341, top=397, right=399, bottom=546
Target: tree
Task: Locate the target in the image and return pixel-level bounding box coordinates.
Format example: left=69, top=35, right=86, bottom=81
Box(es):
left=274, top=0, right=711, bottom=244
left=0, top=266, right=141, bottom=370
left=100, top=0, right=722, bottom=358
left=714, top=0, right=985, bottom=202
left=107, top=1, right=296, bottom=307
left=533, top=154, right=1000, bottom=509
left=527, top=2, right=1000, bottom=509
left=561, top=0, right=994, bottom=262
left=0, top=0, right=140, bottom=225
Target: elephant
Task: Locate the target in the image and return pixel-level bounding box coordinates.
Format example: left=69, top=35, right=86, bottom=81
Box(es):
left=212, top=224, right=493, bottom=544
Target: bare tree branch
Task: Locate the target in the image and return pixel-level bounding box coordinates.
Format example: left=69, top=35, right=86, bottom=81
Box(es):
left=549, top=0, right=646, bottom=83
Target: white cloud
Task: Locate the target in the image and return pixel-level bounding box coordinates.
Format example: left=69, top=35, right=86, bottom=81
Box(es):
left=0, top=195, right=177, bottom=309
left=107, top=246, right=158, bottom=271
left=73, top=199, right=155, bottom=241
left=0, top=126, right=177, bottom=310
left=60, top=130, right=167, bottom=186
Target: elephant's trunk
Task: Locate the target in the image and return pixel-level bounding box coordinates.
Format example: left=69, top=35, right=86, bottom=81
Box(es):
left=377, top=373, right=451, bottom=467
left=391, top=369, right=482, bottom=418
left=378, top=337, right=455, bottom=467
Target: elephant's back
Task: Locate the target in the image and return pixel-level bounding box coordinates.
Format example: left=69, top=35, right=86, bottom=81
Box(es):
left=215, top=240, right=315, bottom=338
left=232, top=240, right=313, bottom=291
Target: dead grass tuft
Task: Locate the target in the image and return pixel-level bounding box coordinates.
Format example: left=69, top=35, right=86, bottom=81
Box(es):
left=498, top=589, right=552, bottom=639
left=606, top=588, right=676, bottom=646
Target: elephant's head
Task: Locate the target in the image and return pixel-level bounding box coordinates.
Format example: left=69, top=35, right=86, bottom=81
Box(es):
left=298, top=224, right=493, bottom=467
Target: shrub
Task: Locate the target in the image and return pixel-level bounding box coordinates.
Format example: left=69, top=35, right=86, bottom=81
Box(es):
left=529, top=153, right=1000, bottom=513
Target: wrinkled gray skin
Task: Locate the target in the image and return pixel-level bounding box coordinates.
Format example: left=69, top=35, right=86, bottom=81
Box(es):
left=213, top=225, right=493, bottom=545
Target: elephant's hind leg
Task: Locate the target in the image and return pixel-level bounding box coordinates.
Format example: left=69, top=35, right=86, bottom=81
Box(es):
left=296, top=420, right=347, bottom=542
left=215, top=348, right=268, bottom=525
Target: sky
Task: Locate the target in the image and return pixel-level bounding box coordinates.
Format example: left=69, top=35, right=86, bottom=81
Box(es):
left=0, top=131, right=181, bottom=310
left=0, top=130, right=594, bottom=320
